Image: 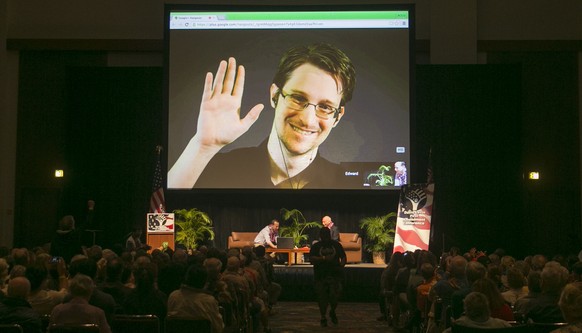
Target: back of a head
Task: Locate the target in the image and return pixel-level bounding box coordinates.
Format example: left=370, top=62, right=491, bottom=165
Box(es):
left=466, top=261, right=487, bottom=285
left=172, top=249, right=189, bottom=265
left=527, top=270, right=542, bottom=293
left=105, top=257, right=125, bottom=282
left=58, top=215, right=75, bottom=231
left=133, top=263, right=156, bottom=292
left=464, top=291, right=490, bottom=322
left=272, top=43, right=356, bottom=106
left=226, top=256, right=241, bottom=272
left=558, top=282, right=582, bottom=323
left=531, top=254, right=547, bottom=271
left=450, top=255, right=468, bottom=277
left=253, top=245, right=266, bottom=258
left=403, top=251, right=415, bottom=269
left=420, top=263, right=435, bottom=281
left=506, top=267, right=526, bottom=289
left=87, top=245, right=103, bottom=262
left=69, top=257, right=97, bottom=279
left=541, top=264, right=564, bottom=293
left=472, top=278, right=505, bottom=310
left=25, top=265, right=48, bottom=292
left=69, top=274, right=94, bottom=299
left=184, top=264, right=207, bottom=289
left=204, top=257, right=222, bottom=278
left=7, top=276, right=31, bottom=299
left=0, top=258, right=9, bottom=280
left=11, top=248, right=30, bottom=266
left=241, top=246, right=254, bottom=263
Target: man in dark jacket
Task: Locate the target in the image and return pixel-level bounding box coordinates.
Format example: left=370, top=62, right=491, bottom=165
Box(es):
left=0, top=277, right=42, bottom=333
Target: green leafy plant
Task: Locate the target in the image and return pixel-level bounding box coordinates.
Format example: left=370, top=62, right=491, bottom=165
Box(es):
left=173, top=208, right=215, bottom=250
left=279, top=208, right=321, bottom=247
left=359, top=212, right=397, bottom=253
left=367, top=165, right=394, bottom=186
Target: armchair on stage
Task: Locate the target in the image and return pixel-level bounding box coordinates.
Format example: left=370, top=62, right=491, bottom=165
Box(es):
left=227, top=231, right=363, bottom=263
left=228, top=232, right=258, bottom=249
left=338, top=233, right=362, bottom=263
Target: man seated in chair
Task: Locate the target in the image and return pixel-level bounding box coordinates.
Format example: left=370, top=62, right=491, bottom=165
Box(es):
left=0, top=277, right=43, bottom=333
left=50, top=274, right=111, bottom=333
left=167, top=265, right=224, bottom=333
left=444, top=292, right=511, bottom=332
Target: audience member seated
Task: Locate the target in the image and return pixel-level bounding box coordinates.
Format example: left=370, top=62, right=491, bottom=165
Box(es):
left=471, top=278, right=514, bottom=322
left=451, top=261, right=487, bottom=320
left=66, top=258, right=116, bottom=325
left=519, top=262, right=566, bottom=323
left=167, top=265, right=224, bottom=333
left=253, top=245, right=282, bottom=312
left=443, top=292, right=511, bottom=333
left=0, top=258, right=9, bottom=296
left=416, top=262, right=437, bottom=327
left=50, top=274, right=111, bottom=333
left=25, top=263, right=68, bottom=316
left=203, top=258, right=235, bottom=327
left=552, top=281, right=582, bottom=332
left=0, top=277, right=43, bottom=333
left=501, top=267, right=528, bottom=307
left=514, top=270, right=541, bottom=314
left=429, top=255, right=469, bottom=330
left=122, top=263, right=167, bottom=320
left=377, top=251, right=403, bottom=322
left=98, top=257, right=131, bottom=313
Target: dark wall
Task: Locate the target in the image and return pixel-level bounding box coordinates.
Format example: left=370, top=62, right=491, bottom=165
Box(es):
left=14, top=51, right=580, bottom=260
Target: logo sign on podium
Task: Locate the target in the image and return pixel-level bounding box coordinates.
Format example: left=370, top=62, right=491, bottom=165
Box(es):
left=147, top=213, right=174, bottom=233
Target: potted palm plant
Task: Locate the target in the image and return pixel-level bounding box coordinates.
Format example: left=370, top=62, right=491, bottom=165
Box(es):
left=173, top=208, right=215, bottom=251
left=279, top=208, right=320, bottom=247
left=359, top=212, right=397, bottom=264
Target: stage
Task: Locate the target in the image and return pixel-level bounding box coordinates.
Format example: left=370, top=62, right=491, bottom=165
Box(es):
left=273, top=263, right=386, bottom=303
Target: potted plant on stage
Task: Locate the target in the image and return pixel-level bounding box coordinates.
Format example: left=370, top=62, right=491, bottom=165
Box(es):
left=279, top=208, right=320, bottom=263
left=359, top=212, right=397, bottom=264
left=173, top=208, right=215, bottom=252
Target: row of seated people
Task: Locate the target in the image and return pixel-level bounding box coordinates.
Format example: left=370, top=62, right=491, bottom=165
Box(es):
left=0, top=243, right=282, bottom=333
left=378, top=247, right=582, bottom=333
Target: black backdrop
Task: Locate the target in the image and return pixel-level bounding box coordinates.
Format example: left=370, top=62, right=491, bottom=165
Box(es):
left=14, top=51, right=581, bottom=259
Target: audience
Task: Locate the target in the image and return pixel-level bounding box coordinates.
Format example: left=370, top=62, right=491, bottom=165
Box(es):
left=2, top=226, right=582, bottom=333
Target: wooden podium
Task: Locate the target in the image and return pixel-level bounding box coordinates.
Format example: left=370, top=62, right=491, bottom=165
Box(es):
left=146, top=213, right=175, bottom=251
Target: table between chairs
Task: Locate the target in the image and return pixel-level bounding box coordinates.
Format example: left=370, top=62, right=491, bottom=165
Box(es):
left=265, top=247, right=310, bottom=266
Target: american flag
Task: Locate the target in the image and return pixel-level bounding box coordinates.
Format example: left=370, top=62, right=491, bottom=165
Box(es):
left=149, top=146, right=165, bottom=213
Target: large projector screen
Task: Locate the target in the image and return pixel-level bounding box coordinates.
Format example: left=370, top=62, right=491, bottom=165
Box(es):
left=165, top=5, right=414, bottom=190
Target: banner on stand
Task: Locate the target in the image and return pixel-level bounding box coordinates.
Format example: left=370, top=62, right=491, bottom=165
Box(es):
left=393, top=183, right=434, bottom=253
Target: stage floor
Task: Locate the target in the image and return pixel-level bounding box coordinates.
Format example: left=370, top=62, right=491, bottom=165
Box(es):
left=273, top=263, right=386, bottom=303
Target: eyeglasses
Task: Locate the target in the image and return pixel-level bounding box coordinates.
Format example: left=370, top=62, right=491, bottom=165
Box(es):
left=279, top=91, right=340, bottom=120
